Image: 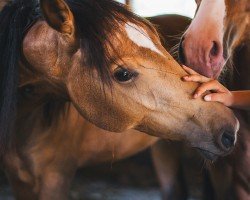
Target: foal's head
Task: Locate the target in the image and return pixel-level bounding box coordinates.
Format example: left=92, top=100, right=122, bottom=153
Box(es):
left=0, top=0, right=239, bottom=160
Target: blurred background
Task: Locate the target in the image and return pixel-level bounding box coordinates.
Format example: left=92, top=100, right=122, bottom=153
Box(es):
left=0, top=0, right=196, bottom=200
left=117, top=0, right=196, bottom=18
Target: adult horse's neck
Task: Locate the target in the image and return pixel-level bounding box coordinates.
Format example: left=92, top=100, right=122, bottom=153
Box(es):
left=229, top=42, right=250, bottom=121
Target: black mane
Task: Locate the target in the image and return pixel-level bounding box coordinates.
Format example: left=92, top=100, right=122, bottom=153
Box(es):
left=0, top=0, right=40, bottom=155
left=0, top=0, right=155, bottom=156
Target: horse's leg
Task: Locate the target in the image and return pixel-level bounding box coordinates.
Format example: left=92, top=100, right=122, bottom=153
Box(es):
left=6, top=173, right=37, bottom=200
left=231, top=123, right=250, bottom=200
left=6, top=167, right=76, bottom=200
left=4, top=154, right=38, bottom=200
left=4, top=151, right=77, bottom=200
left=181, top=148, right=209, bottom=200
left=234, top=183, right=250, bottom=200
left=38, top=168, right=76, bottom=200
left=210, top=116, right=250, bottom=200
left=209, top=161, right=233, bottom=200
left=151, top=140, right=185, bottom=200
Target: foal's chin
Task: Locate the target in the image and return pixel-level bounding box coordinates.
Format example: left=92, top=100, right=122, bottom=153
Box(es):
left=195, top=148, right=220, bottom=162
left=193, top=141, right=236, bottom=162
left=189, top=143, right=224, bottom=162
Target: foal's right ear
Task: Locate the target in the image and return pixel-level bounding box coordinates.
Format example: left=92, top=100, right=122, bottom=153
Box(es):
left=40, top=0, right=75, bottom=35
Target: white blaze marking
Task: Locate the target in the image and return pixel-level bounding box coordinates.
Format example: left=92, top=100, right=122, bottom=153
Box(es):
left=125, top=22, right=163, bottom=56
left=196, top=0, right=226, bottom=25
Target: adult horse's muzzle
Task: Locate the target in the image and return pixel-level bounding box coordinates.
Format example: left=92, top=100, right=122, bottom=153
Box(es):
left=178, top=36, right=225, bottom=79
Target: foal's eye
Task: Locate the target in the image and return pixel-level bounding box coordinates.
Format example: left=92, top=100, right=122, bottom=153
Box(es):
left=113, top=66, right=138, bottom=83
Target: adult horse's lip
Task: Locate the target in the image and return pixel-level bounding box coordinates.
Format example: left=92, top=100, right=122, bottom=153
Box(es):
left=195, top=148, right=219, bottom=162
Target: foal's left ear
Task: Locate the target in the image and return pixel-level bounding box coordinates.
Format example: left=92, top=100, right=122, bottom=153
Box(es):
left=40, top=0, right=75, bottom=35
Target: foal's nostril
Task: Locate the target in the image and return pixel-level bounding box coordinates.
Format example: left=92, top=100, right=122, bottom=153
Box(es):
left=221, top=132, right=235, bottom=149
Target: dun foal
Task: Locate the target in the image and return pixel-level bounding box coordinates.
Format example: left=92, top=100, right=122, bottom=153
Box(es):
left=0, top=0, right=239, bottom=199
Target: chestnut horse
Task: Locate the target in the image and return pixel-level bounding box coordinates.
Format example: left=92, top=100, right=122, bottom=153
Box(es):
left=180, top=0, right=250, bottom=199
left=0, top=0, right=239, bottom=199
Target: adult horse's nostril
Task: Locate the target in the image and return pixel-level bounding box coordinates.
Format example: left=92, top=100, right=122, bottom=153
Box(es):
left=221, top=132, right=235, bottom=150
left=210, top=41, right=220, bottom=57
left=209, top=41, right=225, bottom=74
left=178, top=36, right=186, bottom=63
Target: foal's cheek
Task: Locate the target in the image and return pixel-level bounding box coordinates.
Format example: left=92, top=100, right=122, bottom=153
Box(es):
left=66, top=68, right=145, bottom=132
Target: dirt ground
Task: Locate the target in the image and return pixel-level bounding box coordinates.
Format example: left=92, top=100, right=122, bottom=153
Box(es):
left=0, top=150, right=162, bottom=200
